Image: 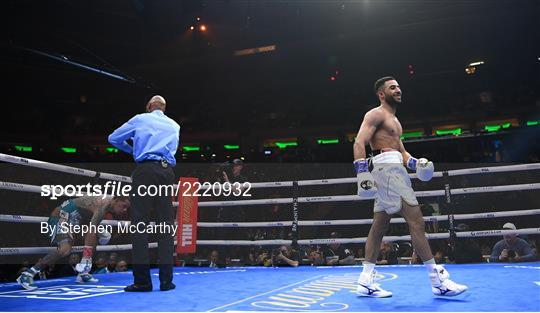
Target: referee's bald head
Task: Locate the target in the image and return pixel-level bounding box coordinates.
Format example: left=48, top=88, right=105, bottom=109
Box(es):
left=146, top=95, right=166, bottom=112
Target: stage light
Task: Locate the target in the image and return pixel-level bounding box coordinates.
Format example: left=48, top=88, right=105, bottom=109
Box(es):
left=200, top=25, right=207, bottom=31
left=61, top=147, right=77, bottom=153
left=400, top=131, right=424, bottom=140
left=465, top=66, right=476, bottom=75
left=435, top=128, right=462, bottom=136
left=14, top=145, right=32, bottom=152
left=408, top=64, right=415, bottom=75
left=189, top=26, right=194, bottom=30
left=182, top=146, right=200, bottom=152
left=468, top=61, right=485, bottom=66
left=317, top=139, right=339, bottom=145
left=275, top=141, right=298, bottom=149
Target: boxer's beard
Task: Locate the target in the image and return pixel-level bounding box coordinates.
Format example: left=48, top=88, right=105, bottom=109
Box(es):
left=384, top=92, right=401, bottom=108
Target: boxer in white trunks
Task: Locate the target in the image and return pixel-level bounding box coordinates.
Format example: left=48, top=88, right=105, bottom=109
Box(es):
left=353, top=76, right=468, bottom=298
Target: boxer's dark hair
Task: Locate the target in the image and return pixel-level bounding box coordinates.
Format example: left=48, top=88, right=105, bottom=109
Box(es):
left=374, top=76, right=396, bottom=95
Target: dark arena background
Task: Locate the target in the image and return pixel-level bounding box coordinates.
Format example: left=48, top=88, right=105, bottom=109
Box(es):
left=1, top=1, right=539, bottom=312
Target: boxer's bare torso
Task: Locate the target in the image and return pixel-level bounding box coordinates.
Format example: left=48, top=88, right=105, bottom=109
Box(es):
left=354, top=103, right=410, bottom=163
left=365, top=106, right=403, bottom=151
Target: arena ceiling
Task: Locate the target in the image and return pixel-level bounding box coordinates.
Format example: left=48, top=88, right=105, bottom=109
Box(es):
left=3, top=0, right=539, bottom=135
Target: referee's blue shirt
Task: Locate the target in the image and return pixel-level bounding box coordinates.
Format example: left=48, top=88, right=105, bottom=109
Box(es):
left=108, top=110, right=180, bottom=166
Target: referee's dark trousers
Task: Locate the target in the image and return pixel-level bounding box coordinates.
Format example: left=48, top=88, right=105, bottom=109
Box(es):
left=130, top=161, right=175, bottom=286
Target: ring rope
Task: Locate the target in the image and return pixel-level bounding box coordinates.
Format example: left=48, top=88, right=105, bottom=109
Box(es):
left=0, top=153, right=130, bottom=183
left=191, top=228, right=540, bottom=246
left=2, top=209, right=538, bottom=227
left=1, top=179, right=539, bottom=208
left=1, top=153, right=538, bottom=187
left=197, top=183, right=540, bottom=207
left=0, top=241, right=169, bottom=256
left=1, top=228, right=538, bottom=255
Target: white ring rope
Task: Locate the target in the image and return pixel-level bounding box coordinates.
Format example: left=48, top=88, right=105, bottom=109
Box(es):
left=1, top=179, right=539, bottom=208
left=199, top=209, right=540, bottom=227
left=0, top=241, right=171, bottom=256
left=197, top=228, right=540, bottom=246
left=1, top=228, right=538, bottom=254
left=1, top=153, right=538, bottom=187
left=2, top=209, right=538, bottom=228
left=0, top=153, right=130, bottom=182
left=196, top=183, right=540, bottom=207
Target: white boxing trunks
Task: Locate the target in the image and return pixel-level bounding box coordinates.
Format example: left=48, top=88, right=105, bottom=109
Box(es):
left=371, top=150, right=418, bottom=215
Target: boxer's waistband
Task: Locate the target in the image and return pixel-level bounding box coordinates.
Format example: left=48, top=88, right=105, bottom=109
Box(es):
left=372, top=150, right=403, bottom=165
left=371, top=148, right=397, bottom=155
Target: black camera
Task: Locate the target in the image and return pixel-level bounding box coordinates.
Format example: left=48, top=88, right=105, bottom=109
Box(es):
left=212, top=162, right=232, bottom=181
left=507, top=250, right=516, bottom=258
left=218, top=162, right=233, bottom=178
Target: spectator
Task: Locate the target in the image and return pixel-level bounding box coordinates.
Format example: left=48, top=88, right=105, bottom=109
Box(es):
left=271, top=245, right=299, bottom=267
left=225, top=159, right=248, bottom=184
left=356, top=247, right=365, bottom=260
left=377, top=242, right=398, bottom=265
left=107, top=254, right=118, bottom=273
left=489, top=223, right=536, bottom=263
left=323, top=232, right=355, bottom=265
left=92, top=256, right=110, bottom=274
left=247, top=247, right=260, bottom=266
left=208, top=250, right=220, bottom=268
left=116, top=260, right=129, bottom=272
left=257, top=249, right=272, bottom=267
left=308, top=247, right=325, bottom=266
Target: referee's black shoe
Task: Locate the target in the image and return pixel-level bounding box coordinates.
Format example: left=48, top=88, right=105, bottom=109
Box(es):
left=160, top=282, right=176, bottom=291
left=124, top=283, right=153, bottom=292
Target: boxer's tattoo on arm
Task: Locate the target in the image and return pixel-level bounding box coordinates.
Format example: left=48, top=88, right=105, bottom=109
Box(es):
left=90, top=205, right=106, bottom=227
left=73, top=196, right=101, bottom=210
left=74, top=196, right=107, bottom=227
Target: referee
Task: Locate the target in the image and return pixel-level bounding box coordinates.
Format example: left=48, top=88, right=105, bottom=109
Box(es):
left=109, top=95, right=180, bottom=292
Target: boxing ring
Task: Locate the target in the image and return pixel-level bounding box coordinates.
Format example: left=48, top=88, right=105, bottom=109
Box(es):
left=0, top=153, right=539, bottom=312
left=0, top=263, right=538, bottom=312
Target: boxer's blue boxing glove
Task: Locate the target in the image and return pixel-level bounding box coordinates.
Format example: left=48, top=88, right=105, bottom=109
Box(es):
left=354, top=159, right=377, bottom=198
left=407, top=157, right=434, bottom=182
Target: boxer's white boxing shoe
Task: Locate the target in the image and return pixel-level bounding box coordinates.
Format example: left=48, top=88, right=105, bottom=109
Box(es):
left=16, top=270, right=37, bottom=290
left=76, top=273, right=99, bottom=283
left=357, top=270, right=392, bottom=298
left=430, top=265, right=468, bottom=296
